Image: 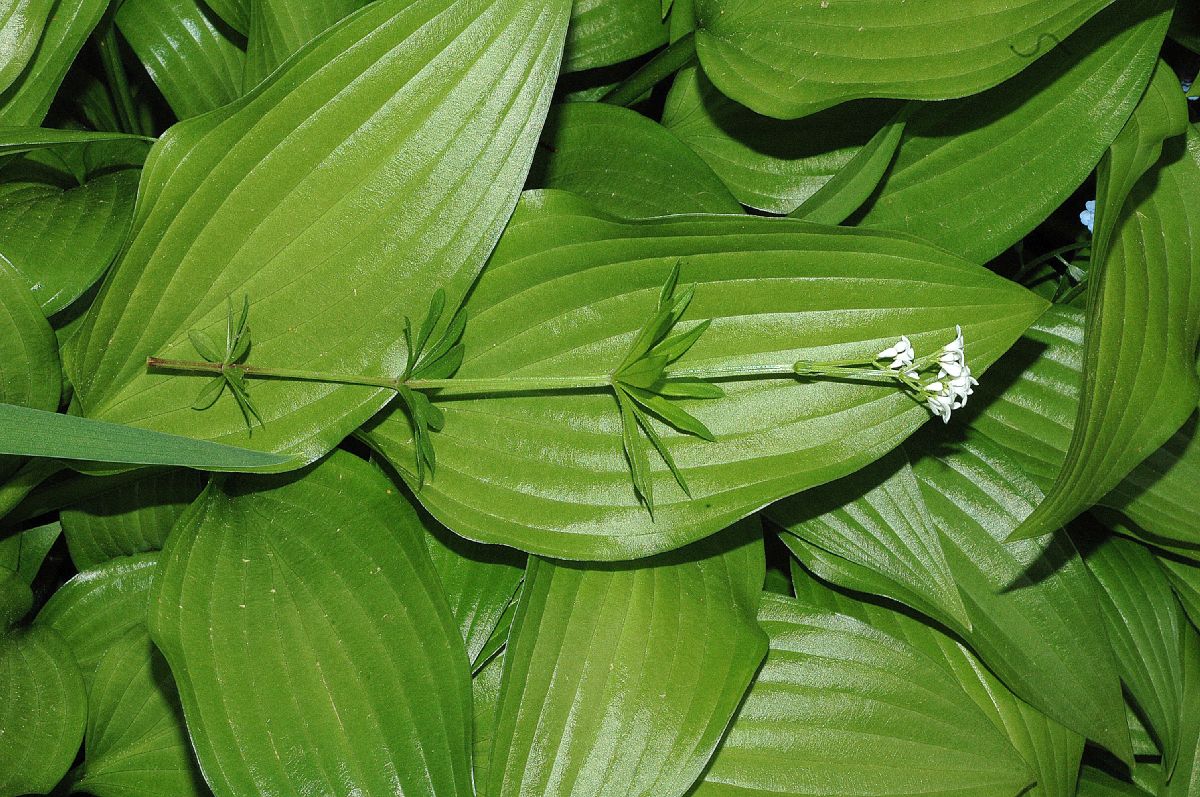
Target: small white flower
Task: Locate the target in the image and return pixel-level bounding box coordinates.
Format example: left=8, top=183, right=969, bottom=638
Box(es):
left=946, top=368, right=979, bottom=409
left=878, top=335, right=915, bottom=370
left=1080, top=199, right=1096, bottom=233
left=926, top=392, right=953, bottom=423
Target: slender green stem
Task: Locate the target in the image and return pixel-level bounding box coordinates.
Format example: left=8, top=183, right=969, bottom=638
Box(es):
left=666, top=363, right=798, bottom=380
left=408, top=375, right=613, bottom=392
left=96, top=28, right=142, bottom=136
left=147, top=358, right=400, bottom=389
left=600, top=32, right=697, bottom=107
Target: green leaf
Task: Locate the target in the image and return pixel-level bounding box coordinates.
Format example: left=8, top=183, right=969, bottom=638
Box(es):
left=243, top=0, right=366, bottom=88
left=0, top=403, right=292, bottom=469
left=689, top=592, right=1034, bottom=797
left=0, top=0, right=108, bottom=125
left=203, top=0, right=249, bottom=34
left=36, top=553, right=160, bottom=684
left=471, top=647, right=505, bottom=787
left=485, top=520, right=767, bottom=797
left=788, top=103, right=910, bottom=225
left=1105, top=415, right=1200, bottom=550
left=0, top=126, right=153, bottom=158
left=71, top=0, right=570, bottom=466
left=0, top=566, right=31, bottom=629
left=617, top=389, right=654, bottom=511
left=564, top=0, right=666, bottom=72
left=529, top=101, right=743, bottom=217
left=148, top=452, right=473, bottom=797
left=0, top=626, right=87, bottom=797
left=360, top=190, right=1047, bottom=559
left=0, top=0, right=53, bottom=95
left=70, top=628, right=209, bottom=797
left=1163, top=630, right=1200, bottom=797
left=692, top=0, right=1114, bottom=119
left=625, top=385, right=716, bottom=440
left=790, top=569, right=1085, bottom=797
left=1011, top=77, right=1197, bottom=541
left=116, top=0, right=246, bottom=120
left=662, top=66, right=901, bottom=214
left=909, top=434, right=1131, bottom=761
left=1160, top=557, right=1200, bottom=630
left=1083, top=534, right=1188, bottom=773
left=769, top=449, right=970, bottom=632
left=422, top=514, right=525, bottom=666
left=0, top=170, right=140, bottom=315
left=1078, top=768, right=1156, bottom=797
left=853, top=0, right=1171, bottom=263
left=60, top=469, right=206, bottom=569
left=0, top=520, right=60, bottom=584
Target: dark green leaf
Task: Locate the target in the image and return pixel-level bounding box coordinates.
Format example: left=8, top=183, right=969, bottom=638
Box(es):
left=564, top=0, right=666, bottom=72
left=0, top=127, right=152, bottom=158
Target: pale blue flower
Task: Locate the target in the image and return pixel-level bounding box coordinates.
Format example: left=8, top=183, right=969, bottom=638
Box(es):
left=1185, top=79, right=1198, bottom=100
left=1080, top=199, right=1095, bottom=233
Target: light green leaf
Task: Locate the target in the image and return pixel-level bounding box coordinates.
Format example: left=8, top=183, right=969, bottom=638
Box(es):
left=0, top=520, right=60, bottom=584
left=0, top=0, right=54, bottom=94
left=361, top=190, right=1047, bottom=560
left=1105, top=416, right=1200, bottom=549
left=472, top=647, right=505, bottom=787
left=1079, top=768, right=1156, bottom=797
left=529, top=101, right=743, bottom=217
left=1160, top=557, right=1200, bottom=630
left=70, top=628, right=209, bottom=797
left=662, top=66, right=898, bottom=214
left=1084, top=534, right=1188, bottom=773
left=148, top=452, right=473, bottom=797
left=36, top=553, right=160, bottom=683
left=202, top=0, right=249, bottom=34
left=564, top=0, right=666, bottom=72
left=909, top=434, right=1131, bottom=761
left=853, top=0, right=1169, bottom=263
left=116, top=0, right=246, bottom=120
left=485, top=520, right=766, bottom=797
left=0, top=404, right=292, bottom=469
left=0, top=0, right=108, bottom=125
left=0, top=625, right=87, bottom=797
left=243, top=0, right=365, bottom=88
left=0, top=169, right=140, bottom=315
left=0, top=126, right=154, bottom=159
left=60, top=469, right=206, bottom=569
left=71, top=0, right=570, bottom=467
left=422, top=515, right=525, bottom=666
left=1011, top=76, right=1198, bottom=541
left=790, top=569, right=1085, bottom=797
left=690, top=592, right=1034, bottom=797
left=770, top=450, right=970, bottom=632
left=692, top=0, right=1114, bottom=119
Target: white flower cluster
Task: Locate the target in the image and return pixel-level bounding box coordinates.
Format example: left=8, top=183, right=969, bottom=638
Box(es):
left=878, top=326, right=978, bottom=423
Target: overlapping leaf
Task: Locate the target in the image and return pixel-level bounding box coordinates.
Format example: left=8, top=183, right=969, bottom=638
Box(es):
left=564, top=0, right=666, bottom=72
left=1012, top=71, right=1198, bottom=540
left=484, top=520, right=766, bottom=797
left=854, top=0, right=1170, bottom=263
left=529, top=101, right=742, bottom=217
left=0, top=0, right=53, bottom=95
left=691, top=0, right=1115, bottom=118
left=243, top=0, right=365, bottom=88
left=117, top=0, right=246, bottom=120
left=689, top=592, right=1034, bottom=797
left=148, top=452, right=473, bottom=797
left=361, top=190, right=1047, bottom=560
left=70, top=0, right=570, bottom=467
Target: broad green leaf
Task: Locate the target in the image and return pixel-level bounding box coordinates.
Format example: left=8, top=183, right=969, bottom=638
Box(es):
left=1161, top=557, right=1200, bottom=630
left=0, top=625, right=87, bottom=797
left=72, top=0, right=570, bottom=467
left=1084, top=534, right=1187, bottom=772
left=243, top=0, right=366, bottom=88
left=790, top=569, right=1085, bottom=797
left=0, top=0, right=54, bottom=94
left=202, top=0, right=249, bottom=34
left=1078, top=768, right=1156, bottom=797
left=486, top=520, right=765, bottom=797
left=0, top=169, right=140, bottom=315
left=662, top=66, right=898, bottom=214
left=690, top=592, right=1034, bottom=797
left=117, top=0, right=246, bottom=120
left=472, top=648, right=505, bottom=787
left=769, top=450, right=969, bottom=631
left=61, top=469, right=206, bottom=569
left=148, top=452, right=473, bottom=797
left=528, top=101, right=743, bottom=217
left=1163, top=630, right=1200, bottom=797
left=0, top=458, right=63, bottom=523
left=0, top=0, right=108, bottom=125
left=0, top=126, right=153, bottom=159
left=1105, top=416, right=1200, bottom=548
left=70, top=628, right=209, bottom=797
left=361, top=190, right=1047, bottom=560
left=1012, top=81, right=1198, bottom=541
left=909, top=434, right=1131, bottom=761
left=564, top=0, right=666, bottom=72
left=692, top=0, right=1115, bottom=119
left=423, top=515, right=525, bottom=665
left=36, top=553, right=160, bottom=682
left=0, top=566, right=31, bottom=628
left=0, top=520, right=60, bottom=584
left=853, top=0, right=1170, bottom=263
left=0, top=403, right=291, bottom=469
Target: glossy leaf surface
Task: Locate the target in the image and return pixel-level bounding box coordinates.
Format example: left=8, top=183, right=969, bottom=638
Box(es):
left=363, top=191, right=1046, bottom=560
left=564, top=0, right=666, bottom=72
